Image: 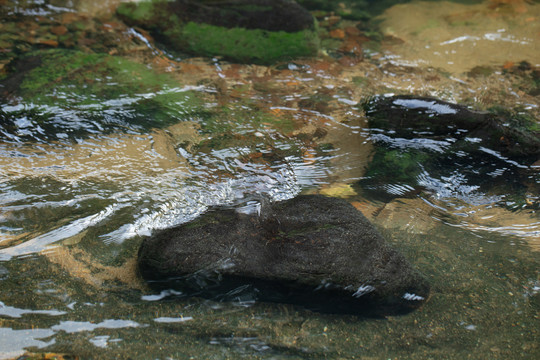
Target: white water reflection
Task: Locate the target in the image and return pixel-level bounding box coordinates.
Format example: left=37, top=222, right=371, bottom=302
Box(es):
left=141, top=289, right=183, bottom=301
left=456, top=220, right=540, bottom=240
left=51, top=319, right=142, bottom=333
left=89, top=335, right=112, bottom=348
left=0, top=148, right=304, bottom=257
left=154, top=316, right=193, bottom=323
left=392, top=98, right=458, bottom=115
left=0, top=205, right=118, bottom=261
left=0, top=319, right=143, bottom=355
left=440, top=31, right=532, bottom=46
left=0, top=301, right=66, bottom=318
left=0, top=328, right=55, bottom=360
left=100, top=165, right=302, bottom=243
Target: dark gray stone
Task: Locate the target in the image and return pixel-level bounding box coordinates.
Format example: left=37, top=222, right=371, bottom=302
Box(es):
left=138, top=195, right=430, bottom=316
left=364, top=95, right=540, bottom=159
left=359, top=95, right=540, bottom=204
left=116, top=0, right=319, bottom=64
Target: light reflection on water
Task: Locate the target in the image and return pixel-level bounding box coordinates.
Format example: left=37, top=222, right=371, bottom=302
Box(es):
left=0, top=328, right=55, bottom=360
left=0, top=128, right=307, bottom=255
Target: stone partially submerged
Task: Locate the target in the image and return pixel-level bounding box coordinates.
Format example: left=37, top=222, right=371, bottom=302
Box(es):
left=358, top=95, right=540, bottom=203
left=138, top=195, right=430, bottom=316
left=0, top=49, right=208, bottom=142
left=364, top=95, right=540, bottom=160
left=116, top=0, right=319, bottom=64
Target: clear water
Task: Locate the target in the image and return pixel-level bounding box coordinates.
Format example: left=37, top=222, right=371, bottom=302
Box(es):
left=0, top=0, right=539, bottom=359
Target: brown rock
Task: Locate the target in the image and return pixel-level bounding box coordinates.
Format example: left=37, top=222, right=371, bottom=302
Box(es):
left=50, top=25, right=68, bottom=36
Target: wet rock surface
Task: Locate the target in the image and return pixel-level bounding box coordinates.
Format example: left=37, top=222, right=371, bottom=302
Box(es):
left=359, top=95, right=540, bottom=204
left=0, top=49, right=208, bottom=141
left=364, top=95, right=540, bottom=160
left=138, top=194, right=430, bottom=316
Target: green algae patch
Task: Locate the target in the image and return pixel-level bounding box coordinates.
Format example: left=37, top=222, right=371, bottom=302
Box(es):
left=365, top=149, right=430, bottom=185
left=201, top=104, right=295, bottom=136
left=193, top=103, right=303, bottom=163
left=12, top=50, right=183, bottom=106
left=116, top=0, right=169, bottom=27
left=116, top=0, right=157, bottom=22
left=178, top=22, right=319, bottom=64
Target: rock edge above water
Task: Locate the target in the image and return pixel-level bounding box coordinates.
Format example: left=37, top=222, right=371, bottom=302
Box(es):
left=364, top=95, right=540, bottom=160
left=116, top=0, right=319, bottom=64
left=138, top=194, right=430, bottom=316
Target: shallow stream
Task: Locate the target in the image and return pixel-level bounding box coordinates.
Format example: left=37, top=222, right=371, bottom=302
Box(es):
left=0, top=0, right=539, bottom=359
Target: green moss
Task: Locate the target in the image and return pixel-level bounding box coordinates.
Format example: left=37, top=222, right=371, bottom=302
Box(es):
left=16, top=49, right=197, bottom=108
left=365, top=149, right=430, bottom=184
left=488, top=106, right=540, bottom=133
left=116, top=0, right=160, bottom=22
left=201, top=104, right=296, bottom=135
left=179, top=22, right=319, bottom=64
left=19, top=51, right=104, bottom=97
left=117, top=1, right=319, bottom=64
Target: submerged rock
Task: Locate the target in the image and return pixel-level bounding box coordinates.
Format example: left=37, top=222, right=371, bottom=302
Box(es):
left=116, top=0, right=319, bottom=64
left=0, top=49, right=207, bottom=141
left=138, top=194, right=430, bottom=316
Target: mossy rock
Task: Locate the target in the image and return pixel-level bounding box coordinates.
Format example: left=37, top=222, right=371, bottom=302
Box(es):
left=364, top=148, right=429, bottom=184
left=178, top=22, right=319, bottom=64
left=116, top=0, right=320, bottom=64
left=1, top=49, right=195, bottom=107
left=0, top=49, right=208, bottom=140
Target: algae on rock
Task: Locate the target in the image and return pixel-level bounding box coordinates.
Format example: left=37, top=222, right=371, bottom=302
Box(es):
left=116, top=0, right=320, bottom=64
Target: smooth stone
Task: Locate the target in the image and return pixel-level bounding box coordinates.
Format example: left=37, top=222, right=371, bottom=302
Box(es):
left=364, top=95, right=540, bottom=159
left=138, top=194, right=430, bottom=316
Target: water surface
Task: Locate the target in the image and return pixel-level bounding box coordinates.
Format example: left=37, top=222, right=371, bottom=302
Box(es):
left=0, top=0, right=539, bottom=359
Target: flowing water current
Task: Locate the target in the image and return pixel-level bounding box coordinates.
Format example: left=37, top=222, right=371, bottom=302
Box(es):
left=0, top=0, right=539, bottom=359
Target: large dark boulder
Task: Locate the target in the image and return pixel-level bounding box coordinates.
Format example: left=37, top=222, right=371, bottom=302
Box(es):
left=138, top=194, right=430, bottom=316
